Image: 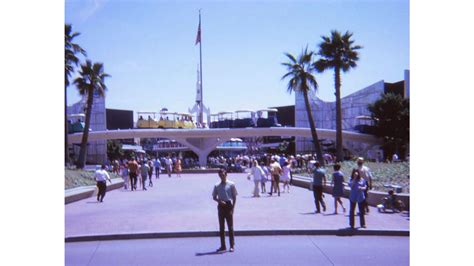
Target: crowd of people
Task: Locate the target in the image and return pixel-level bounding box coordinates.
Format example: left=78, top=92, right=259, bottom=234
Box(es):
left=92, top=152, right=384, bottom=252
left=308, top=157, right=373, bottom=229
left=242, top=154, right=374, bottom=229
left=106, top=154, right=185, bottom=192
left=100, top=152, right=377, bottom=230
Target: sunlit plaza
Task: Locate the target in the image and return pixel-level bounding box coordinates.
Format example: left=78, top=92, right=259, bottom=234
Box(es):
left=62, top=1, right=411, bottom=265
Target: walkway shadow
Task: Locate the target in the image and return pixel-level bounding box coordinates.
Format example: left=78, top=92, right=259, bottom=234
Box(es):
left=85, top=201, right=99, bottom=204
left=195, top=250, right=226, bottom=256
left=299, top=212, right=315, bottom=215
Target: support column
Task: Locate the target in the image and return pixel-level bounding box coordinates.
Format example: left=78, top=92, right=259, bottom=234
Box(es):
left=174, top=137, right=231, bottom=168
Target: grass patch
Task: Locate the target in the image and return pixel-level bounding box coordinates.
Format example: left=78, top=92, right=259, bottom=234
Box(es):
left=65, top=169, right=121, bottom=190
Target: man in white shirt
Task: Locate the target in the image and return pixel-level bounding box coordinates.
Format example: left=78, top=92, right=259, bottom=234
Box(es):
left=165, top=155, right=173, bottom=177
left=94, top=164, right=112, bottom=202
left=212, top=169, right=238, bottom=253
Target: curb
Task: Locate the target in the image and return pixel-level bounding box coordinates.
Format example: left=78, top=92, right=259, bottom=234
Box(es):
left=65, top=179, right=124, bottom=204
left=65, top=229, right=409, bottom=243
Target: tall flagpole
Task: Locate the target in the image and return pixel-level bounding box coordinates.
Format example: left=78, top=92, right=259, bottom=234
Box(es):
left=198, top=9, right=204, bottom=125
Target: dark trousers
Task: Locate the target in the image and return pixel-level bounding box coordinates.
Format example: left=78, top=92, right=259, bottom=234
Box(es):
left=129, top=172, right=137, bottom=190
left=218, top=202, right=234, bottom=248
left=96, top=181, right=106, bottom=201
left=270, top=174, right=280, bottom=195
left=312, top=185, right=326, bottom=212
left=349, top=201, right=366, bottom=228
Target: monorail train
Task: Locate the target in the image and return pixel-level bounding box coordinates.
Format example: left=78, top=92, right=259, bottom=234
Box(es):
left=67, top=113, right=88, bottom=134
left=136, top=111, right=196, bottom=129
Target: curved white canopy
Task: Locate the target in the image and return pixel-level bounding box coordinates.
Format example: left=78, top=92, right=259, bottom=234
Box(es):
left=257, top=108, right=278, bottom=113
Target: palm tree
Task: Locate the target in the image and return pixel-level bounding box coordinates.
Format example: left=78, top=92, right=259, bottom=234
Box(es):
left=315, top=30, right=362, bottom=162
left=281, top=47, right=325, bottom=166
left=74, top=60, right=110, bottom=169
left=65, top=24, right=86, bottom=165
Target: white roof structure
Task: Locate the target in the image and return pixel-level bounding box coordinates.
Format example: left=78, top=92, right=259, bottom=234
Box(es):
left=257, top=108, right=278, bottom=113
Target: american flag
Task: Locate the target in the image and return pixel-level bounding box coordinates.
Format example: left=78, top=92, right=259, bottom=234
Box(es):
left=195, top=21, right=201, bottom=45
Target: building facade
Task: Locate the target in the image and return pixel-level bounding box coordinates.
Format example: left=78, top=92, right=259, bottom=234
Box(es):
left=67, top=92, right=107, bottom=164
left=295, top=70, right=409, bottom=159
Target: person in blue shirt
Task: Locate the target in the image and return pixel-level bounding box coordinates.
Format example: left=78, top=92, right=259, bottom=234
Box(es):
left=349, top=169, right=367, bottom=229
left=311, top=161, right=327, bottom=213
left=154, top=157, right=161, bottom=179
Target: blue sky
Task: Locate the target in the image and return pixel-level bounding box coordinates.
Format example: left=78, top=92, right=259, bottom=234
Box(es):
left=65, top=0, right=409, bottom=119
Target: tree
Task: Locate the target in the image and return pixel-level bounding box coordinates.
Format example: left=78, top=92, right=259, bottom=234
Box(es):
left=281, top=47, right=325, bottom=166
left=74, top=60, right=110, bottom=168
left=107, top=140, right=124, bottom=161
left=65, top=24, right=86, bottom=165
left=315, top=30, right=362, bottom=162
left=368, top=93, right=409, bottom=160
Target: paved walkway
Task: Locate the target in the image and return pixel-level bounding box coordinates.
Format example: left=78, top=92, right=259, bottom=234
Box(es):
left=66, top=235, right=409, bottom=266
left=65, top=173, right=409, bottom=238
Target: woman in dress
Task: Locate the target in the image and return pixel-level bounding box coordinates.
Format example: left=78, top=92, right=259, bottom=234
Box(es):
left=281, top=161, right=291, bottom=193
left=331, top=163, right=346, bottom=214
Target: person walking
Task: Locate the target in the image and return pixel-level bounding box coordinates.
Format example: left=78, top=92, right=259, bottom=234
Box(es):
left=139, top=160, right=149, bottom=191
left=154, top=157, right=161, bottom=179
left=349, top=169, right=367, bottom=228
left=247, top=160, right=264, bottom=197
left=127, top=158, right=139, bottom=191
left=148, top=160, right=154, bottom=187
left=331, top=163, right=346, bottom=214
left=269, top=158, right=282, bottom=196
left=175, top=157, right=182, bottom=177
left=212, top=169, right=238, bottom=253
left=94, top=164, right=112, bottom=202
left=311, top=161, right=327, bottom=213
left=165, top=155, right=173, bottom=177
left=121, top=161, right=129, bottom=190
left=281, top=161, right=291, bottom=193
left=356, top=157, right=373, bottom=213
left=260, top=161, right=269, bottom=193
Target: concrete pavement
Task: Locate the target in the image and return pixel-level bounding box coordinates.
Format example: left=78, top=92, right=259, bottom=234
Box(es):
left=65, top=235, right=409, bottom=266
left=65, top=173, right=409, bottom=239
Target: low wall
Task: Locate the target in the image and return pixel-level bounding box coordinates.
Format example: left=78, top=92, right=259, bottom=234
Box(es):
left=291, top=176, right=409, bottom=210
left=65, top=179, right=124, bottom=204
